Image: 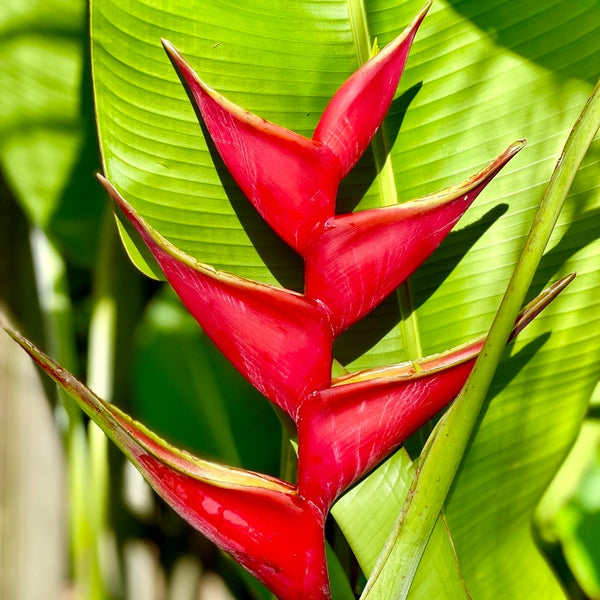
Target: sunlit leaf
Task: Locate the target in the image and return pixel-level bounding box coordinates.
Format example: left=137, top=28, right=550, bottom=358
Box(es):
left=91, top=0, right=600, bottom=597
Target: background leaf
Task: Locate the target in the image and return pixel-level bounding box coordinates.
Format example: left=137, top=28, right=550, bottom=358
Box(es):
left=0, top=0, right=105, bottom=264
left=92, top=0, right=600, bottom=597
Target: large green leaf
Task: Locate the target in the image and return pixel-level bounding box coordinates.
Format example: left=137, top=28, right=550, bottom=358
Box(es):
left=92, top=0, right=600, bottom=598
left=332, top=448, right=471, bottom=599
left=0, top=0, right=106, bottom=264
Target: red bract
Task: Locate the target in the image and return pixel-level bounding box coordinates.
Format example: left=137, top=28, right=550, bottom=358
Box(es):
left=299, top=360, right=475, bottom=513
left=304, top=142, right=524, bottom=333
left=4, top=3, right=574, bottom=599
left=297, top=275, right=573, bottom=512
left=100, top=176, right=333, bottom=420
left=5, top=328, right=330, bottom=600
left=162, top=2, right=429, bottom=255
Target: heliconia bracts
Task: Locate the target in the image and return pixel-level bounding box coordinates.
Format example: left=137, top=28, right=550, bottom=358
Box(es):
left=4, top=2, right=574, bottom=599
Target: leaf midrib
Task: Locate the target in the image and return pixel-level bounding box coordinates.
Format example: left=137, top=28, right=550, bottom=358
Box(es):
left=345, top=0, right=423, bottom=361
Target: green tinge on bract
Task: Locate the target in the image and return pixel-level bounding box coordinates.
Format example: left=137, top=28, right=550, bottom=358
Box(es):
left=4, top=325, right=334, bottom=600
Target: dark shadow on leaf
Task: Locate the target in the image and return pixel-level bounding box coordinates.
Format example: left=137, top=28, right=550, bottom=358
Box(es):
left=336, top=82, right=423, bottom=214
left=333, top=204, right=508, bottom=365
left=534, top=206, right=600, bottom=290
left=384, top=82, right=423, bottom=153
left=444, top=332, right=551, bottom=488
left=488, top=332, right=551, bottom=400
left=523, top=137, right=599, bottom=303
left=334, top=296, right=402, bottom=366
left=533, top=529, right=589, bottom=600
left=413, top=203, right=509, bottom=309
left=587, top=405, right=600, bottom=421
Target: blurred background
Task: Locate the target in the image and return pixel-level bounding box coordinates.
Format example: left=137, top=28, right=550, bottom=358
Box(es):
left=0, top=2, right=280, bottom=599
left=1, top=0, right=599, bottom=599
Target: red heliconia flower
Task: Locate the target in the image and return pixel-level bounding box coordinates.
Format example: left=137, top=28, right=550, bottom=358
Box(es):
left=161, top=7, right=523, bottom=336
left=3, top=3, right=574, bottom=599
left=99, top=171, right=571, bottom=518
left=5, top=328, right=330, bottom=600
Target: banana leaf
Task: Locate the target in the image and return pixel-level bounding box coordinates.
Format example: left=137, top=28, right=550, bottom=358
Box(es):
left=91, top=0, right=600, bottom=597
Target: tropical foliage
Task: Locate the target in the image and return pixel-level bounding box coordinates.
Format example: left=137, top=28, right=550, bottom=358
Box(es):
left=0, top=0, right=598, bottom=598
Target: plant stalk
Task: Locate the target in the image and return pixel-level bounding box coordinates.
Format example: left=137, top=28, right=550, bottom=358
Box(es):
left=362, top=79, right=600, bottom=599
left=29, top=228, right=101, bottom=598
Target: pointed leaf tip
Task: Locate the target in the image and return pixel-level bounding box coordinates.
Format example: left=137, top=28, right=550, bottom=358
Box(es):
left=510, top=273, right=575, bottom=340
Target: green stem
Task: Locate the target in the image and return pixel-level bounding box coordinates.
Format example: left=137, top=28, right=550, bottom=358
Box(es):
left=273, top=404, right=298, bottom=484
left=29, top=228, right=98, bottom=598
left=349, top=2, right=428, bottom=363
left=362, top=79, right=600, bottom=599
left=86, top=206, right=121, bottom=599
